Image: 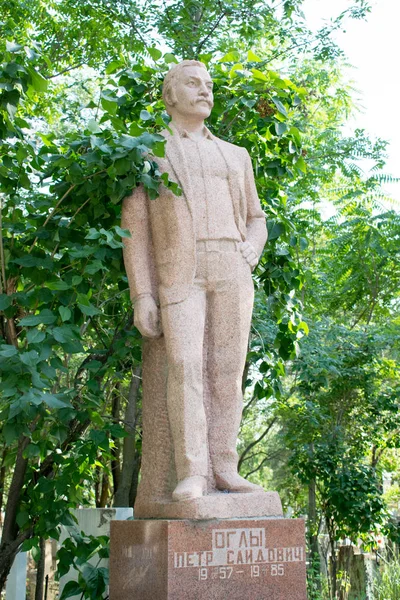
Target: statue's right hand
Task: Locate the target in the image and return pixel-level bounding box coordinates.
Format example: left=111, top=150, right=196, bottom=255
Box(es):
left=134, top=296, right=163, bottom=338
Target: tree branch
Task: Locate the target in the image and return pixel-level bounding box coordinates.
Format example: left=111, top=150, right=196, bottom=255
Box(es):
left=238, top=417, right=277, bottom=472
left=48, top=63, right=85, bottom=79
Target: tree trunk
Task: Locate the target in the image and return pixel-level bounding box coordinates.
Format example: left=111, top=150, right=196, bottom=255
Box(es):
left=110, top=387, right=121, bottom=496
left=94, top=463, right=101, bottom=507
left=329, top=526, right=337, bottom=599
left=98, top=473, right=109, bottom=508
left=308, top=477, right=321, bottom=592
left=34, top=537, right=46, bottom=600
left=129, top=453, right=142, bottom=508
left=0, top=437, right=30, bottom=593
left=113, top=367, right=141, bottom=507
left=0, top=446, right=7, bottom=524
left=0, top=531, right=31, bottom=593
left=1, top=438, right=28, bottom=544
left=308, top=478, right=318, bottom=549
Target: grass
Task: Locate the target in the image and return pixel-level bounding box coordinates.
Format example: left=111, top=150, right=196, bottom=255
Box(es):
left=374, top=557, right=400, bottom=600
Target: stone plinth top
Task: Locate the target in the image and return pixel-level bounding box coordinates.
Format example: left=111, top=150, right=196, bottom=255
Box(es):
left=134, top=490, right=283, bottom=520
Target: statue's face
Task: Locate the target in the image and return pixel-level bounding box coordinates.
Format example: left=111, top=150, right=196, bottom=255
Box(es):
left=171, top=66, right=214, bottom=120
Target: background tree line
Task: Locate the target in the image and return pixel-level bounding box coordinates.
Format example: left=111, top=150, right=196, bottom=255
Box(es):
left=0, top=0, right=399, bottom=598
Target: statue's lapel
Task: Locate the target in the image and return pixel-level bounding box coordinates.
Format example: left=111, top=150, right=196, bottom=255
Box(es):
left=163, top=125, right=195, bottom=220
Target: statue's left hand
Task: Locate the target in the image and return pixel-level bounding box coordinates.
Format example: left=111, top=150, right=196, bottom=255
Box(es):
left=240, top=241, right=258, bottom=269
left=134, top=295, right=163, bottom=338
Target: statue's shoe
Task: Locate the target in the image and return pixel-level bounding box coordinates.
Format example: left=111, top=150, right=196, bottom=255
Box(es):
left=215, top=472, right=264, bottom=493
left=172, top=476, right=207, bottom=502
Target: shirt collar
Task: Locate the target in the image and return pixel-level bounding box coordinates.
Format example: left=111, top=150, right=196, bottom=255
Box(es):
left=171, top=122, right=214, bottom=141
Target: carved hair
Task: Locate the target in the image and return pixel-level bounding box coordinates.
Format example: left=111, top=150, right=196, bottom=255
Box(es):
left=162, top=60, right=207, bottom=113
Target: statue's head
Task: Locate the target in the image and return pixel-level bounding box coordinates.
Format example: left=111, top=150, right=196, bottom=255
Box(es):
left=162, top=60, right=214, bottom=121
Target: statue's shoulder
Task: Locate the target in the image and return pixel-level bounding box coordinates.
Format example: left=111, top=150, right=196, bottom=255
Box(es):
left=213, top=135, right=248, bottom=156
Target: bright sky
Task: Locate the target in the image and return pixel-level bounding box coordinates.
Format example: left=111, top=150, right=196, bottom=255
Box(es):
left=302, top=0, right=400, bottom=205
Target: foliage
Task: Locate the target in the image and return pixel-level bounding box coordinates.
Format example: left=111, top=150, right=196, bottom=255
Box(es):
left=280, top=322, right=397, bottom=530
left=0, top=38, right=173, bottom=588
left=57, top=529, right=110, bottom=600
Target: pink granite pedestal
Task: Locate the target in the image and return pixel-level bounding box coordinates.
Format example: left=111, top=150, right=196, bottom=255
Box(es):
left=110, top=518, right=307, bottom=600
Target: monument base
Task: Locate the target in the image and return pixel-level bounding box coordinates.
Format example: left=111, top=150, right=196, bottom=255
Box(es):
left=134, top=490, right=283, bottom=520
left=110, top=517, right=307, bottom=600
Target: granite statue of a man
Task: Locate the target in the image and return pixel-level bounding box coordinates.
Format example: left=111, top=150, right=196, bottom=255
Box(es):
left=122, top=60, right=279, bottom=518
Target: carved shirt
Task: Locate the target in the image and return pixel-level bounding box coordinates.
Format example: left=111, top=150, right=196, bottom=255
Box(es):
left=179, top=127, right=241, bottom=242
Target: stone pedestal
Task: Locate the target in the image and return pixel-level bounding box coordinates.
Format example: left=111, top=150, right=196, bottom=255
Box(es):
left=110, top=518, right=307, bottom=600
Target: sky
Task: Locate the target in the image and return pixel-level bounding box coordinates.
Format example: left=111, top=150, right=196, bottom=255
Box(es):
left=302, top=0, right=400, bottom=205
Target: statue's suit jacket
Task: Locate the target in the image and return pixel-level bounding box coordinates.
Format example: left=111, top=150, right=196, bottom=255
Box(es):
left=122, top=125, right=267, bottom=307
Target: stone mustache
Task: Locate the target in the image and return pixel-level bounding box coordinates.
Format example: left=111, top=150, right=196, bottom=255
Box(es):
left=122, top=60, right=280, bottom=519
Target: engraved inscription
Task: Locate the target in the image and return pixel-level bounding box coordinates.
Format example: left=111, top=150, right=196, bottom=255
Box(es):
left=172, top=527, right=305, bottom=582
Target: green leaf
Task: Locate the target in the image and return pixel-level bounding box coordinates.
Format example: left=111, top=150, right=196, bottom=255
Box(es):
left=59, top=307, right=72, bottom=322
left=229, top=63, right=244, bottom=77
left=164, top=53, right=178, bottom=64
left=59, top=581, right=83, bottom=600
left=275, top=122, right=288, bottom=136
left=0, top=345, right=18, bottom=358
left=13, top=256, right=53, bottom=269
left=271, top=97, right=288, bottom=117
left=148, top=47, right=162, bottom=61
left=2, top=423, right=18, bottom=445
left=28, top=67, right=48, bottom=92
left=220, top=50, right=241, bottom=62
left=101, top=97, right=118, bottom=115
left=21, top=537, right=39, bottom=553
left=25, top=47, right=39, bottom=60
left=0, top=295, right=12, bottom=310
left=20, top=309, right=57, bottom=326
left=298, top=321, right=309, bottom=335
left=77, top=294, right=101, bottom=316
left=20, top=350, right=39, bottom=368
left=299, top=237, right=308, bottom=250
left=247, top=50, right=262, bottom=62
left=7, top=103, right=17, bottom=119
left=114, top=226, right=131, bottom=238
left=9, top=397, right=27, bottom=419
left=105, top=60, right=122, bottom=74
left=251, top=69, right=268, bottom=82
left=241, top=98, right=256, bottom=108
left=6, top=41, right=23, bottom=53
left=16, top=510, right=30, bottom=528
left=81, top=564, right=108, bottom=597
left=87, top=119, right=102, bottom=133
left=78, top=303, right=101, bottom=317
left=42, top=394, right=72, bottom=410
left=267, top=221, right=286, bottom=241
left=90, top=429, right=108, bottom=447
left=52, top=326, right=81, bottom=344
left=140, top=110, right=152, bottom=121
left=26, top=329, right=46, bottom=344
left=295, top=156, right=307, bottom=173
left=24, top=443, right=41, bottom=458
left=47, top=280, right=70, bottom=291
